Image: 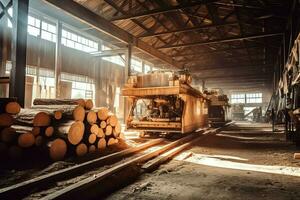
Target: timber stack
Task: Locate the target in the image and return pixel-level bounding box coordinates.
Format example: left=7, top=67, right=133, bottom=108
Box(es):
left=0, top=98, right=124, bottom=162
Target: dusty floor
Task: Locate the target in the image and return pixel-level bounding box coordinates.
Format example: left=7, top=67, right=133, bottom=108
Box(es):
left=107, top=122, right=300, bottom=200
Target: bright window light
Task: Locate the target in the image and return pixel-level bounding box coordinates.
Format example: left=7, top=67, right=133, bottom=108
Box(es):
left=61, top=29, right=98, bottom=53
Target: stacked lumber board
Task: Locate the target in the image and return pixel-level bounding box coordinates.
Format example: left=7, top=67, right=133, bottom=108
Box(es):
left=0, top=98, right=124, bottom=162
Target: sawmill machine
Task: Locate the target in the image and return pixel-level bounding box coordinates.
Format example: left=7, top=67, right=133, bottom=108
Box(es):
left=204, top=90, right=231, bottom=127
left=122, top=70, right=208, bottom=135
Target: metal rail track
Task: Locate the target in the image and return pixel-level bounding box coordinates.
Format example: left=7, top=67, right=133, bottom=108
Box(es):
left=0, top=138, right=165, bottom=199
left=42, top=123, right=233, bottom=200
left=0, top=122, right=233, bottom=200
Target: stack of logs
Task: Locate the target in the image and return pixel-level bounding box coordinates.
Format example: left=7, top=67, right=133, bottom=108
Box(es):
left=0, top=98, right=124, bottom=161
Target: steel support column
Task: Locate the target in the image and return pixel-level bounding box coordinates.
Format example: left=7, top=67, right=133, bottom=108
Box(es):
left=55, top=21, right=62, bottom=98
left=9, top=0, right=29, bottom=107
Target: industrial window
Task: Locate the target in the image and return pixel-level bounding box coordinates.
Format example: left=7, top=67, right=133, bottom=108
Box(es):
left=28, top=16, right=41, bottom=37
left=131, top=58, right=143, bottom=73
left=61, top=29, right=98, bottom=53
left=144, top=64, right=152, bottom=73
left=41, top=21, right=56, bottom=42
left=102, top=56, right=125, bottom=67
left=231, top=94, right=245, bottom=104
left=246, top=93, right=262, bottom=103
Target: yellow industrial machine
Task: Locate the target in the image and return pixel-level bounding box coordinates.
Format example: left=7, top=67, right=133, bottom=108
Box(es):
left=204, top=90, right=231, bottom=127
left=122, top=70, right=207, bottom=135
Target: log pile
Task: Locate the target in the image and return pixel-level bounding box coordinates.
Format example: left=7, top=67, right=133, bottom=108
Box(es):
left=0, top=98, right=123, bottom=162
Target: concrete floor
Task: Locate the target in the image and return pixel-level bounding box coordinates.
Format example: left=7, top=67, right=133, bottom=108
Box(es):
left=107, top=122, right=300, bottom=200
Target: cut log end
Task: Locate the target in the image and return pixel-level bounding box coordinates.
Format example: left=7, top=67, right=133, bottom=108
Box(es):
left=108, top=114, right=118, bottom=127
left=18, top=132, right=35, bottom=148
left=68, top=121, right=84, bottom=145
left=73, top=106, right=85, bottom=121
left=100, top=121, right=106, bottom=129
left=45, top=126, right=54, bottom=137
left=33, top=112, right=51, bottom=127
left=88, top=145, right=96, bottom=153
left=87, top=111, right=97, bottom=124
left=97, top=107, right=109, bottom=121
left=5, top=102, right=21, bottom=114
left=97, top=128, right=105, bottom=138
left=76, top=143, right=88, bottom=157
left=105, top=125, right=113, bottom=136
left=0, top=113, right=14, bottom=127
left=88, top=133, right=97, bottom=144
left=54, top=110, right=63, bottom=120
left=107, top=138, right=118, bottom=146
left=49, top=138, right=67, bottom=161
left=97, top=138, right=106, bottom=150
left=90, top=124, right=99, bottom=135
left=85, top=99, right=94, bottom=110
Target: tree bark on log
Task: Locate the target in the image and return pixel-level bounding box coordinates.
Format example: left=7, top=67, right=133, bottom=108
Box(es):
left=31, top=105, right=85, bottom=121
left=15, top=109, right=51, bottom=127
left=33, top=98, right=86, bottom=107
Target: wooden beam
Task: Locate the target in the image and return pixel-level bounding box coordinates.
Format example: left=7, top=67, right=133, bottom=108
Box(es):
left=43, top=0, right=180, bottom=68
left=158, top=32, right=283, bottom=49
left=109, top=1, right=217, bottom=21
left=138, top=22, right=238, bottom=38
left=91, top=48, right=127, bottom=57
left=9, top=0, right=29, bottom=107
left=192, top=64, right=272, bottom=71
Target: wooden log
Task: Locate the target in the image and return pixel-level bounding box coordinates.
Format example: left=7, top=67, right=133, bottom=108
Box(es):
left=56, top=121, right=85, bottom=145
left=107, top=138, right=118, bottom=146
left=0, top=98, right=17, bottom=113
left=75, top=143, right=88, bottom=157
left=113, top=123, right=121, bottom=138
left=97, top=107, right=109, bottom=121
left=88, top=133, right=97, bottom=144
left=33, top=98, right=86, bottom=107
left=88, top=145, right=96, bottom=153
left=87, top=111, right=97, bottom=125
left=97, top=128, right=105, bottom=138
left=100, top=121, right=106, bottom=129
left=5, top=101, right=21, bottom=114
left=16, top=109, right=51, bottom=127
left=48, top=138, right=67, bottom=161
left=18, top=132, right=35, bottom=148
left=0, top=113, right=14, bottom=126
left=1, top=125, right=33, bottom=143
left=105, top=125, right=113, bottom=136
left=45, top=126, right=54, bottom=137
left=97, top=138, right=106, bottom=150
left=107, top=113, right=118, bottom=127
left=118, top=132, right=125, bottom=140
left=73, top=106, right=85, bottom=121
left=32, top=105, right=85, bottom=122
left=85, top=99, right=93, bottom=110
left=90, top=124, right=99, bottom=135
